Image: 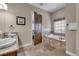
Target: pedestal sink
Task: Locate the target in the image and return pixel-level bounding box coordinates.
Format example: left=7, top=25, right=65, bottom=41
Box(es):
left=0, top=38, right=16, bottom=49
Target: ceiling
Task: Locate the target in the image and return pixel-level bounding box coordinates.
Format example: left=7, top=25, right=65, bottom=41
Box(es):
left=28, top=3, right=65, bottom=13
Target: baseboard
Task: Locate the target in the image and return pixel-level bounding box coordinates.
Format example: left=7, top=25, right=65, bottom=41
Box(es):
left=66, top=50, right=77, bottom=56
left=19, top=43, right=32, bottom=48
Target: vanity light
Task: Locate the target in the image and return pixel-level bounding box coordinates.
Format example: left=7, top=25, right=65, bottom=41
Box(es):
left=0, top=3, right=8, bottom=10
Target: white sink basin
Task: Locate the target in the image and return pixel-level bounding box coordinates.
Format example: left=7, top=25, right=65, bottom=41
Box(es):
left=0, top=38, right=16, bottom=49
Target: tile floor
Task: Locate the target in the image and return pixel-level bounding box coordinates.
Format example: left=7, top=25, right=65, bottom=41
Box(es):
left=17, top=37, right=66, bottom=56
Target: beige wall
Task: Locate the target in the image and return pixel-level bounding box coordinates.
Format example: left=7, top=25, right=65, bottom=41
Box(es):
left=65, top=3, right=76, bottom=54
left=76, top=4, right=79, bottom=55
left=0, top=3, right=51, bottom=47
left=0, top=10, right=5, bottom=32
left=51, top=3, right=76, bottom=55
left=5, top=4, right=33, bottom=47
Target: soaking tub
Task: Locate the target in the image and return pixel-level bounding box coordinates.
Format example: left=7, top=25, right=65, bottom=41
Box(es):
left=45, top=34, right=65, bottom=42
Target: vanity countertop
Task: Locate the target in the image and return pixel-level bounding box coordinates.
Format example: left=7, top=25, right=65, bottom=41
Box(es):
left=0, top=35, right=19, bottom=55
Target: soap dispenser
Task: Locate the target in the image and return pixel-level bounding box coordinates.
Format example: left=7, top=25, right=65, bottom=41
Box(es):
left=9, top=25, right=15, bottom=33
left=8, top=25, right=16, bottom=37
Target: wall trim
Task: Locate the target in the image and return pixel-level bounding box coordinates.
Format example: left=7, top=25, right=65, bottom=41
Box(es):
left=66, top=50, right=77, bottom=56
left=19, top=43, right=32, bottom=48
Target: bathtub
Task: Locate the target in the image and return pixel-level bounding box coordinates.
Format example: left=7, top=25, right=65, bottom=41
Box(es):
left=45, top=34, right=65, bottom=42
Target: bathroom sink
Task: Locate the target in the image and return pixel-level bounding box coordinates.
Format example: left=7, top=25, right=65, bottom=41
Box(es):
left=0, top=38, right=16, bottom=49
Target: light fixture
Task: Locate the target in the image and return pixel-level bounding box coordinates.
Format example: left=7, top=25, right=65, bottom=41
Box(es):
left=0, top=3, right=8, bottom=10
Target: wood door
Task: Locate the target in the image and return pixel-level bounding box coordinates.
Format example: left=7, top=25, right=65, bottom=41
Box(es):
left=34, top=12, right=42, bottom=45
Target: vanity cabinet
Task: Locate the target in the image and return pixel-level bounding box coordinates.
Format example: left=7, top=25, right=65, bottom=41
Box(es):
left=0, top=51, right=17, bottom=56
left=0, top=32, right=18, bottom=56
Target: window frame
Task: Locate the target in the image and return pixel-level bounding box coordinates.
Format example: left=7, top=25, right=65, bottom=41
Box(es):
left=53, top=17, right=66, bottom=36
